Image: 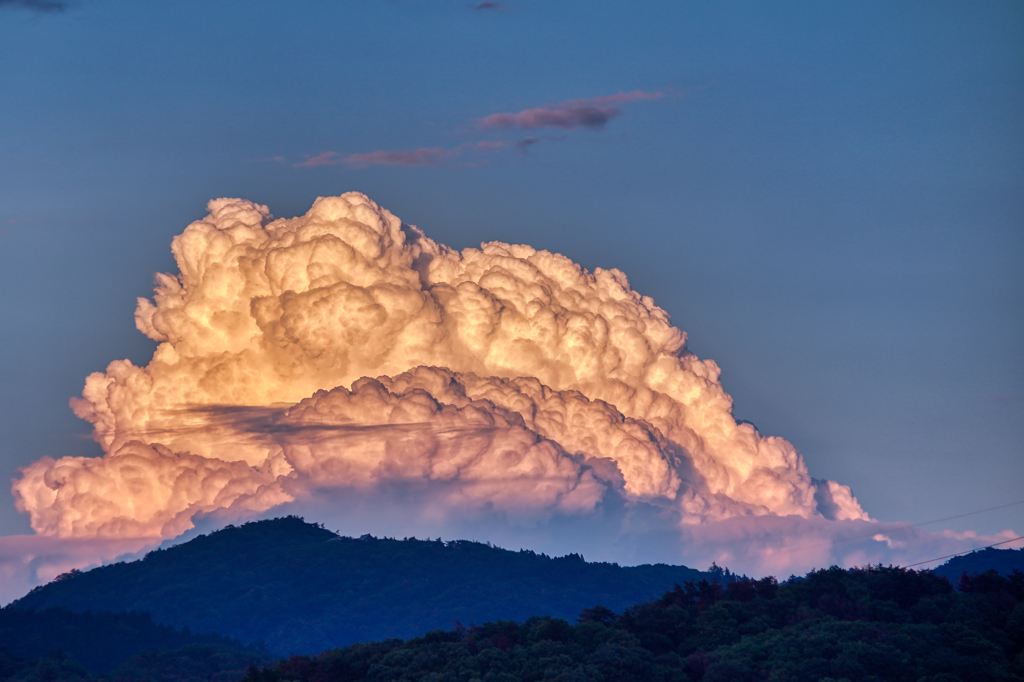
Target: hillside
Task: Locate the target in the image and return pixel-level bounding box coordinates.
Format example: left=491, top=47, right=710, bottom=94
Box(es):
left=931, top=547, right=1024, bottom=583
left=243, top=565, right=1024, bottom=682
left=10, top=517, right=717, bottom=655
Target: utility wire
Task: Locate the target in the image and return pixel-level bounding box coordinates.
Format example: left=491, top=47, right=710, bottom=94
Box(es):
left=910, top=499, right=1024, bottom=528
left=903, top=535, right=1024, bottom=569
left=721, top=500, right=1024, bottom=568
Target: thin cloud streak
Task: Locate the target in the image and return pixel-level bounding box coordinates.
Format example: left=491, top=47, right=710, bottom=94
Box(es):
left=294, top=147, right=459, bottom=169
left=294, top=90, right=664, bottom=170
left=475, top=137, right=541, bottom=154
left=0, top=0, right=67, bottom=11
left=479, top=90, right=664, bottom=130
left=344, top=147, right=456, bottom=168
left=294, top=151, right=342, bottom=167
left=515, top=137, right=540, bottom=153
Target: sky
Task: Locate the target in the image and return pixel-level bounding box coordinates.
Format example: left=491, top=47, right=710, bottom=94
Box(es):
left=0, top=0, right=1021, bottom=599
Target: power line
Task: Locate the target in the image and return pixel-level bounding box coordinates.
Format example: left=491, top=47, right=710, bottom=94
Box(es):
left=903, top=535, right=1024, bottom=569
left=710, top=500, right=1024, bottom=571
left=910, top=499, right=1024, bottom=528
left=739, top=499, right=1024, bottom=563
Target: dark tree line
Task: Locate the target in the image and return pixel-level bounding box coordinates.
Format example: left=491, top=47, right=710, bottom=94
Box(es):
left=0, top=608, right=270, bottom=681
left=241, top=566, right=1024, bottom=682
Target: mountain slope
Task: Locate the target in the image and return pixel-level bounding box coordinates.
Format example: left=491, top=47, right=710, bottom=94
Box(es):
left=10, top=517, right=716, bottom=655
left=930, top=547, right=1024, bottom=583
left=243, top=565, right=1024, bottom=682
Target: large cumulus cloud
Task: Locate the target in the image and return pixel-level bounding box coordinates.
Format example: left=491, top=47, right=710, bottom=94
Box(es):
left=15, top=192, right=1013, bottom=575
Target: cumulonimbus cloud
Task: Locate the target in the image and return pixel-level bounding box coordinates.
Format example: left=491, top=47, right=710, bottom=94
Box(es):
left=10, top=193, right=1019, bottom=576
left=478, top=91, right=664, bottom=130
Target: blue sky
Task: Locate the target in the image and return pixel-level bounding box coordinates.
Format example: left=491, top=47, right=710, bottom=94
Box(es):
left=0, top=0, right=1021, bottom=541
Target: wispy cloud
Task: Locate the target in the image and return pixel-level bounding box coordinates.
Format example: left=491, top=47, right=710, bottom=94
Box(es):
left=294, top=147, right=459, bottom=169
left=344, top=147, right=456, bottom=168
left=514, top=137, right=539, bottom=154
left=0, top=0, right=68, bottom=12
left=478, top=90, right=663, bottom=131
left=294, top=89, right=665, bottom=170
left=475, top=137, right=540, bottom=154
left=294, top=151, right=343, bottom=168
left=474, top=1, right=502, bottom=9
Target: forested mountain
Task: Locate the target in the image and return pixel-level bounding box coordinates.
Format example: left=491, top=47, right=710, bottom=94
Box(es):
left=242, top=565, right=1024, bottom=682
left=4, top=518, right=1023, bottom=681
left=10, top=517, right=719, bottom=655
left=7, top=566, right=1023, bottom=681
left=932, top=547, right=1024, bottom=583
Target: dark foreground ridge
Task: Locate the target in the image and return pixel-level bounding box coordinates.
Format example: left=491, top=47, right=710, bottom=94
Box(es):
left=0, top=607, right=272, bottom=680
left=10, top=517, right=717, bottom=655
left=243, top=564, right=1024, bottom=682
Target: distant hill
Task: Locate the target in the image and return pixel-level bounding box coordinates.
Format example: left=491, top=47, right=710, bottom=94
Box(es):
left=10, top=517, right=720, bottom=655
left=929, top=546, right=1024, bottom=583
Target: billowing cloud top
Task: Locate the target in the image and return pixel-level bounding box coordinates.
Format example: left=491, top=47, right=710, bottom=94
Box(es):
left=13, top=193, right=868, bottom=549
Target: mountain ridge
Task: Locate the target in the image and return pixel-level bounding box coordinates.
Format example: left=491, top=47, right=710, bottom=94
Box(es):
left=929, top=546, right=1024, bottom=582
left=9, top=517, right=720, bottom=655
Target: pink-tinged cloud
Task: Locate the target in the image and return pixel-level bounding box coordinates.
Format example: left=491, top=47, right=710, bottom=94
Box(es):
left=0, top=535, right=157, bottom=606
left=479, top=90, right=664, bottom=131
left=475, top=138, right=540, bottom=154
left=674, top=517, right=1024, bottom=578
left=294, top=151, right=343, bottom=168
left=294, top=147, right=458, bottom=169
left=343, top=147, right=456, bottom=168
